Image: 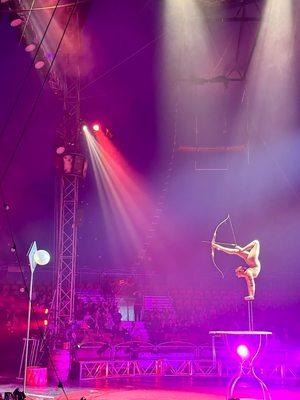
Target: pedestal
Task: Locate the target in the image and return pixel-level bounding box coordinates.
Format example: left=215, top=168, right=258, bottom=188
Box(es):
left=210, top=330, right=272, bottom=400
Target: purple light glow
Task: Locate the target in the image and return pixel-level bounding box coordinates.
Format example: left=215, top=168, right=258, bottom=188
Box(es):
left=237, top=344, right=250, bottom=359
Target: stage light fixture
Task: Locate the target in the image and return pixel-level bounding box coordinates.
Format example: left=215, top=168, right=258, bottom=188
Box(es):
left=24, top=42, right=36, bottom=52
left=92, top=123, right=100, bottom=132
left=9, top=12, right=23, bottom=27
left=236, top=344, right=249, bottom=359
left=56, top=146, right=66, bottom=155
left=34, top=249, right=51, bottom=266
left=32, top=46, right=47, bottom=70
left=23, top=26, right=37, bottom=53
left=82, top=125, right=89, bottom=134
left=34, top=59, right=45, bottom=70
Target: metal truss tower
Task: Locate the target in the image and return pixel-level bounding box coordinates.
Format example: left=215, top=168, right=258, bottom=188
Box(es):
left=55, top=170, right=79, bottom=336
left=51, top=44, right=86, bottom=339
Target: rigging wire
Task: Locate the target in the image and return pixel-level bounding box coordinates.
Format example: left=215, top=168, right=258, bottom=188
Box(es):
left=81, top=33, right=165, bottom=92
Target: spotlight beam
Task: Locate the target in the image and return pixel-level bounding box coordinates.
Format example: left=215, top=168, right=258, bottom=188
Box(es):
left=83, top=128, right=154, bottom=265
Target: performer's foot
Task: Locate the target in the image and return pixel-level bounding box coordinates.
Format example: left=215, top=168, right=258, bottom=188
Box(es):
left=244, top=295, right=254, bottom=301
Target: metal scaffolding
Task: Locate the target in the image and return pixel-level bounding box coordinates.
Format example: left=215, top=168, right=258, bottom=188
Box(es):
left=55, top=173, right=79, bottom=335
left=51, top=29, right=85, bottom=338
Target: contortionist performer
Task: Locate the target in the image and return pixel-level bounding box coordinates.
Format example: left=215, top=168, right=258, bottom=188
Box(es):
left=212, top=239, right=261, bottom=301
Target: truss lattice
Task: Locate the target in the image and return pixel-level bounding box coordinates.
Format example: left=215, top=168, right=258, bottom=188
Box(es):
left=55, top=174, right=79, bottom=333
left=79, top=359, right=221, bottom=381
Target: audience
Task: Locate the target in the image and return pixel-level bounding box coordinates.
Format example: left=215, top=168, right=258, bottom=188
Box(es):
left=0, top=281, right=299, bottom=350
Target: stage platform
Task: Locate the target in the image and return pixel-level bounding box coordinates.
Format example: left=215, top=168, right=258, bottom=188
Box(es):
left=1, top=376, right=300, bottom=400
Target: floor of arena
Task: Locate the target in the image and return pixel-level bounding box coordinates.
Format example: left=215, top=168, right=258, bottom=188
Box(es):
left=1, top=376, right=300, bottom=400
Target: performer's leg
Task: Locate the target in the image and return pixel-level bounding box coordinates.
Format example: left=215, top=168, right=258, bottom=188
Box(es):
left=242, top=240, right=260, bottom=258
left=213, top=243, right=239, bottom=255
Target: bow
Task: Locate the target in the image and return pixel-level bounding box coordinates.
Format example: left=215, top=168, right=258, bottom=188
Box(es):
left=211, top=214, right=237, bottom=278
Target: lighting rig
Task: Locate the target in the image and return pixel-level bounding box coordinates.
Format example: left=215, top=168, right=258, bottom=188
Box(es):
left=1, top=0, right=49, bottom=69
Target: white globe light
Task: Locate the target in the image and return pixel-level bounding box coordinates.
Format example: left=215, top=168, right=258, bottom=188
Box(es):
left=34, top=250, right=51, bottom=266
left=237, top=344, right=250, bottom=359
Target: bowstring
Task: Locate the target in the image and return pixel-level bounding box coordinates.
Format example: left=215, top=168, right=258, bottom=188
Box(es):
left=228, top=214, right=237, bottom=247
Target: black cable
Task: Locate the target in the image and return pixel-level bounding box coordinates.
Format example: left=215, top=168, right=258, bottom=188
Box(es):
left=0, top=0, right=62, bottom=143
left=0, top=1, right=88, bottom=13
left=0, top=187, right=70, bottom=400
left=0, top=1, right=79, bottom=397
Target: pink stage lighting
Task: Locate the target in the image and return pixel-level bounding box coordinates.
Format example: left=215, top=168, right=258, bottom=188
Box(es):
left=236, top=344, right=250, bottom=359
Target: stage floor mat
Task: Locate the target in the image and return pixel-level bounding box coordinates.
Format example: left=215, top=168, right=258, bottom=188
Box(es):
left=1, top=377, right=300, bottom=400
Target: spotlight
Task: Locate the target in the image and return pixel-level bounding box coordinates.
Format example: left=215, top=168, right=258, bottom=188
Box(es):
left=56, top=146, right=66, bottom=155
left=24, top=42, right=36, bottom=53
left=236, top=344, right=249, bottom=359
left=34, top=59, right=45, bottom=70
left=3, top=203, right=10, bottom=210
left=33, top=249, right=51, bottom=266
left=92, top=123, right=100, bottom=132
left=23, top=26, right=37, bottom=53
left=82, top=125, right=89, bottom=134
left=9, top=12, right=23, bottom=28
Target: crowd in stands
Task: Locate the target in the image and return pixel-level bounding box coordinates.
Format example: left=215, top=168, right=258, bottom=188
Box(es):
left=144, top=288, right=300, bottom=345
left=144, top=289, right=243, bottom=344
left=1, top=279, right=300, bottom=352
left=0, top=284, right=27, bottom=335
left=67, top=294, right=129, bottom=346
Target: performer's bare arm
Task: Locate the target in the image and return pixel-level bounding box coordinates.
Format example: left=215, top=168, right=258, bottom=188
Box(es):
left=235, top=267, right=256, bottom=300
left=245, top=271, right=255, bottom=298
